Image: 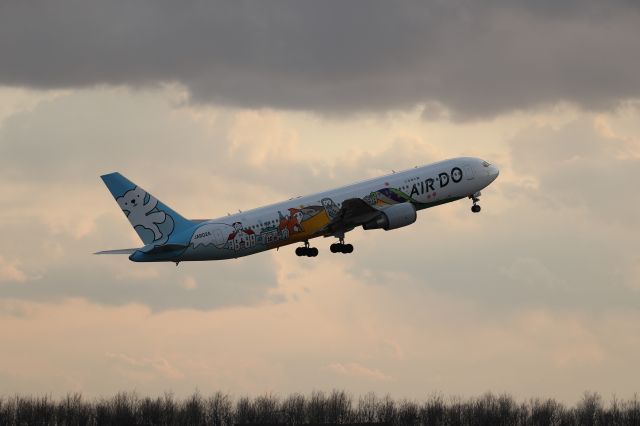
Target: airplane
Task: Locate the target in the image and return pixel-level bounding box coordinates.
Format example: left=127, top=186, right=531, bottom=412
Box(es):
left=97, top=157, right=499, bottom=263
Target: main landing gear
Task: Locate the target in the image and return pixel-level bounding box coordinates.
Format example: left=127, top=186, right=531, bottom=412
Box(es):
left=469, top=191, right=482, bottom=213
left=330, top=237, right=354, bottom=254
left=295, top=241, right=318, bottom=257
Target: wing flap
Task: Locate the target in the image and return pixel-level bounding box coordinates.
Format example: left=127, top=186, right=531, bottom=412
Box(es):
left=321, top=198, right=382, bottom=236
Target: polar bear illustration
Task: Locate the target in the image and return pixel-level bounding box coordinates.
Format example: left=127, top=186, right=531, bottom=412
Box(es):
left=117, top=187, right=166, bottom=241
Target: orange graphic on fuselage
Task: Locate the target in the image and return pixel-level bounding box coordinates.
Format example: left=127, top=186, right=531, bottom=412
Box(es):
left=279, top=208, right=304, bottom=236
left=274, top=206, right=332, bottom=244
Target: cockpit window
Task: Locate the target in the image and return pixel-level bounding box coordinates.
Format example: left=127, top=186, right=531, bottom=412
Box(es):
left=482, top=161, right=491, bottom=167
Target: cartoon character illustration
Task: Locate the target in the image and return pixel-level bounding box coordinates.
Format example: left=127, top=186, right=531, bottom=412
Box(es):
left=279, top=208, right=304, bottom=238
left=369, top=188, right=413, bottom=206
left=117, top=187, right=166, bottom=241
left=227, top=222, right=256, bottom=251
left=321, top=198, right=340, bottom=220
left=363, top=191, right=379, bottom=206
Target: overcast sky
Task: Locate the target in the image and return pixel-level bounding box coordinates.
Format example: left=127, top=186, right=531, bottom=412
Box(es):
left=1, top=1, right=639, bottom=403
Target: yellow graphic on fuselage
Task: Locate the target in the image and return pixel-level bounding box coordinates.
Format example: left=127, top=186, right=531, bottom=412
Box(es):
left=295, top=208, right=331, bottom=240
left=274, top=206, right=330, bottom=245
left=271, top=190, right=410, bottom=247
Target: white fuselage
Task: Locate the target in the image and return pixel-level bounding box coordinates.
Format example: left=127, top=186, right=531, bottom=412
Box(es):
left=136, top=157, right=498, bottom=262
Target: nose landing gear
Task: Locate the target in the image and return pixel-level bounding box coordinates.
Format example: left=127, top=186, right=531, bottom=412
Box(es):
left=469, top=191, right=482, bottom=213
left=330, top=236, right=354, bottom=254
left=295, top=241, right=318, bottom=257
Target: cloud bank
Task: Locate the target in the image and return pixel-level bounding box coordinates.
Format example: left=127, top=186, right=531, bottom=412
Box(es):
left=1, top=1, right=640, bottom=118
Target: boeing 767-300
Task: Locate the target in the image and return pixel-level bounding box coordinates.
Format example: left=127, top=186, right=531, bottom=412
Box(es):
left=97, top=157, right=499, bottom=263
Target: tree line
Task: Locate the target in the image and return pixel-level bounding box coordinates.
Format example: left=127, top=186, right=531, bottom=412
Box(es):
left=1, top=390, right=639, bottom=425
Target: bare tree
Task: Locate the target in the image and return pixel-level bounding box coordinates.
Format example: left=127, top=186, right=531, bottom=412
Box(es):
left=306, top=390, right=327, bottom=425
left=281, top=393, right=306, bottom=426
left=3, top=389, right=640, bottom=425
left=205, top=392, right=233, bottom=426
left=253, top=393, right=280, bottom=424
left=577, top=391, right=603, bottom=426
left=326, top=390, right=352, bottom=424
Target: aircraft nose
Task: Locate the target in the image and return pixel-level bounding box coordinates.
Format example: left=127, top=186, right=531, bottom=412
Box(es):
left=487, top=164, right=500, bottom=183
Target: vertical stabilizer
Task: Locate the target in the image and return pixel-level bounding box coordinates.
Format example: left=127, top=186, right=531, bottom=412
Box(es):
left=101, top=172, right=192, bottom=245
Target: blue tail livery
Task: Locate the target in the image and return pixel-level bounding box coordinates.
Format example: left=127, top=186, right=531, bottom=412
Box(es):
left=99, top=173, right=194, bottom=253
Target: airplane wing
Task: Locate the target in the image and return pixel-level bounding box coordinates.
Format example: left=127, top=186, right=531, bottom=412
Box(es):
left=320, top=198, right=382, bottom=236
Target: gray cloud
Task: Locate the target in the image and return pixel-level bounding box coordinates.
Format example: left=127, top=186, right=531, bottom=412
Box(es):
left=348, top=212, right=639, bottom=315
left=1, top=1, right=639, bottom=118
left=509, top=119, right=640, bottom=226
left=0, top=88, right=436, bottom=201
left=0, top=91, right=288, bottom=311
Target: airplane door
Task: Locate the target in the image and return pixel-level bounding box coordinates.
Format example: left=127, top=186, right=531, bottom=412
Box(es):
left=463, top=164, right=475, bottom=180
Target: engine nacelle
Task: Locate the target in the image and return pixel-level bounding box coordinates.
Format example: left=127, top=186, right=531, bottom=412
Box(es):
left=362, top=202, right=417, bottom=231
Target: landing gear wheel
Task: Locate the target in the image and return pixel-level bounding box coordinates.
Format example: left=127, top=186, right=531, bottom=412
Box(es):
left=296, top=242, right=318, bottom=257
left=469, top=192, right=482, bottom=214
left=330, top=241, right=354, bottom=254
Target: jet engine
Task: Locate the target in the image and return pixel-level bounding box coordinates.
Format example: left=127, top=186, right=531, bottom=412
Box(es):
left=362, top=202, right=417, bottom=231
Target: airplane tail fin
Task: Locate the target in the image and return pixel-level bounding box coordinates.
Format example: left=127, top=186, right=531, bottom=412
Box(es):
left=101, top=172, right=193, bottom=246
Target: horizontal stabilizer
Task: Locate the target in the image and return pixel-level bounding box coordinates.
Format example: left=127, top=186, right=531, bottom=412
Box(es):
left=94, top=248, right=138, bottom=255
